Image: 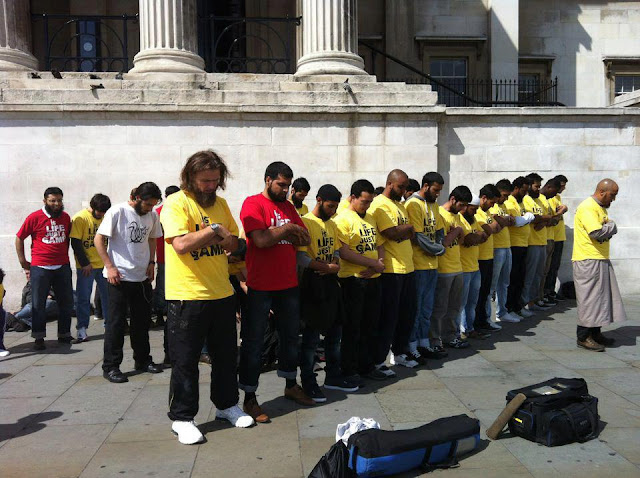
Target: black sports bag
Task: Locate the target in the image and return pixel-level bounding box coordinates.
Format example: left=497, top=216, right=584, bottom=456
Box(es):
left=506, top=377, right=599, bottom=446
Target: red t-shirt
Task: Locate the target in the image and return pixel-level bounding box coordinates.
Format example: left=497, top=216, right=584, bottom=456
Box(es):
left=240, top=193, right=306, bottom=291
left=155, top=205, right=165, bottom=264
left=16, top=208, right=71, bottom=266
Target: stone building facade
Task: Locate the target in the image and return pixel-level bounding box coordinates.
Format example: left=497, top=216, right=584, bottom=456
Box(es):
left=0, top=0, right=639, bottom=308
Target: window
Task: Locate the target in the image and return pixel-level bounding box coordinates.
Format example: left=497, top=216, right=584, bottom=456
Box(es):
left=614, top=75, right=640, bottom=96
left=604, top=58, right=640, bottom=104
left=518, top=73, right=540, bottom=102
left=429, top=58, right=468, bottom=106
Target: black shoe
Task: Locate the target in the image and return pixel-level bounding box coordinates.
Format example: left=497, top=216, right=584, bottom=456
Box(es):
left=135, top=361, right=163, bottom=374
left=431, top=345, right=449, bottom=357
left=103, top=368, right=129, bottom=383
left=303, top=382, right=327, bottom=403
left=445, top=338, right=471, bottom=349
left=34, top=338, right=46, bottom=351
left=363, top=368, right=389, bottom=381
left=163, top=353, right=171, bottom=366
left=407, top=351, right=427, bottom=366
left=417, top=346, right=447, bottom=360
left=324, top=376, right=359, bottom=392
left=14, top=322, right=30, bottom=332
left=57, top=336, right=73, bottom=344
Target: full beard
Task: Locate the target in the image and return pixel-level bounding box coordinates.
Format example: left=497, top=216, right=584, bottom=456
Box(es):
left=194, top=190, right=217, bottom=208
left=134, top=202, right=148, bottom=216
left=267, top=186, right=286, bottom=202
left=463, top=213, right=475, bottom=223
left=45, top=204, right=64, bottom=218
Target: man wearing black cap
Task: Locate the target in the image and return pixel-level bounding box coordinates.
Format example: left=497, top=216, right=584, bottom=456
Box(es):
left=298, top=184, right=359, bottom=402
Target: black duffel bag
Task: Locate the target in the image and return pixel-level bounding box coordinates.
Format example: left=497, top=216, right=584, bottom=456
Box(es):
left=506, top=377, right=599, bottom=447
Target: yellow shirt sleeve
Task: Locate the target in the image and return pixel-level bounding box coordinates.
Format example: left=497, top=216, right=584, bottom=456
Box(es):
left=160, top=194, right=190, bottom=241
left=580, top=202, right=606, bottom=234
left=371, top=202, right=396, bottom=232
left=405, top=199, right=424, bottom=232
left=69, top=213, right=86, bottom=240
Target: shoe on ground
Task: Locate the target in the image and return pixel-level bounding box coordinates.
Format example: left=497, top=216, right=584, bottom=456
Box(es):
left=172, top=420, right=205, bottom=445
left=363, top=368, right=389, bottom=381
left=135, top=361, right=163, bottom=374
left=577, top=337, right=605, bottom=352
left=34, top=338, right=46, bottom=351
left=0, top=348, right=10, bottom=357
left=543, top=296, right=558, bottom=305
left=519, top=308, right=535, bottom=318
left=431, top=345, right=449, bottom=357
left=284, top=384, right=315, bottom=406
left=475, top=322, right=498, bottom=332
left=13, top=322, right=30, bottom=332
left=445, top=338, right=471, bottom=349
left=199, top=353, right=212, bottom=365
left=554, top=293, right=566, bottom=301
left=375, top=363, right=397, bottom=378
left=215, top=404, right=255, bottom=427
left=390, top=353, right=419, bottom=368
left=530, top=302, right=551, bottom=311
left=57, top=336, right=73, bottom=344
left=324, top=376, right=359, bottom=392
left=417, top=346, right=447, bottom=360
left=103, top=368, right=129, bottom=383
left=466, top=330, right=490, bottom=340
left=497, top=313, right=520, bottom=323
left=243, top=397, right=269, bottom=423
left=304, top=382, right=328, bottom=403
left=592, top=332, right=615, bottom=347
left=406, top=350, right=427, bottom=366
left=71, top=327, right=89, bottom=344
left=486, top=321, right=502, bottom=331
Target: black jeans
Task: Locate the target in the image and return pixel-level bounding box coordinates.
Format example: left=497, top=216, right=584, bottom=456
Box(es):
left=375, top=273, right=417, bottom=364
left=300, top=321, right=341, bottom=387
left=103, top=280, right=153, bottom=372
left=577, top=325, right=600, bottom=341
left=239, top=287, right=300, bottom=393
left=475, top=259, right=493, bottom=327
left=167, top=296, right=238, bottom=421
left=507, top=247, right=527, bottom=313
left=544, top=241, right=565, bottom=295
left=30, top=264, right=74, bottom=339
left=339, top=277, right=381, bottom=377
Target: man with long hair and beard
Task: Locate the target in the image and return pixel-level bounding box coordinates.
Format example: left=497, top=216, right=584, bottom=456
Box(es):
left=160, top=150, right=254, bottom=445
left=239, top=161, right=313, bottom=424
left=16, top=187, right=74, bottom=350
left=95, top=182, right=164, bottom=384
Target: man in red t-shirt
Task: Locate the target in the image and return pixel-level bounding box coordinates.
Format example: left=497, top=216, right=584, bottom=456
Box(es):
left=15, top=187, right=74, bottom=350
left=239, top=161, right=313, bottom=423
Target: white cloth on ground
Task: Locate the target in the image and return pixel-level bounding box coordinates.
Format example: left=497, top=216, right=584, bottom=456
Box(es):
left=336, top=417, right=380, bottom=445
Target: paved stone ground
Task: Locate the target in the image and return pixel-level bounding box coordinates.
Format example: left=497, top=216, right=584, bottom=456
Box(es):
left=1, top=297, right=639, bottom=478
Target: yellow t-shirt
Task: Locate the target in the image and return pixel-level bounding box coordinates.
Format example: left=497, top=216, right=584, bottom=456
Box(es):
left=70, top=208, right=104, bottom=269
left=369, top=194, right=414, bottom=274
left=299, top=213, right=338, bottom=261
left=295, top=202, right=309, bottom=216
left=489, top=203, right=511, bottom=249
left=475, top=208, right=494, bottom=260
left=161, top=191, right=238, bottom=301
left=228, top=261, right=246, bottom=276
left=438, top=206, right=463, bottom=274
left=460, top=215, right=480, bottom=273
left=334, top=209, right=384, bottom=279
left=405, top=197, right=443, bottom=271
left=572, top=197, right=610, bottom=261
left=523, top=195, right=549, bottom=246
left=0, top=283, right=4, bottom=307
left=548, top=194, right=567, bottom=242
left=505, top=196, right=530, bottom=247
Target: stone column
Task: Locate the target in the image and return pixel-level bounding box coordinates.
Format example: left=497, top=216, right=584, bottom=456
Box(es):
left=129, top=0, right=205, bottom=74
left=0, top=0, right=39, bottom=71
left=295, top=0, right=366, bottom=76
left=489, top=0, right=519, bottom=82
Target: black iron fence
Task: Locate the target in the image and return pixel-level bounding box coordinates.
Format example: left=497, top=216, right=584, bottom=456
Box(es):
left=198, top=15, right=300, bottom=74
left=32, top=13, right=139, bottom=72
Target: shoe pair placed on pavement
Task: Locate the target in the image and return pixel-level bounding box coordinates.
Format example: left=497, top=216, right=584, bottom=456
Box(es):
left=173, top=405, right=255, bottom=445
left=103, top=361, right=163, bottom=383
left=304, top=376, right=360, bottom=403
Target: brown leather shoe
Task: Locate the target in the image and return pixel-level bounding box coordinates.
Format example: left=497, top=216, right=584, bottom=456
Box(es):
left=243, top=397, right=269, bottom=423
left=577, top=337, right=605, bottom=352
left=284, top=384, right=315, bottom=406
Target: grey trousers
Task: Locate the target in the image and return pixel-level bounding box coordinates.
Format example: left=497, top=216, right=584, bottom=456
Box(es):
left=538, top=240, right=555, bottom=301
left=429, top=273, right=464, bottom=346
left=522, top=245, right=546, bottom=305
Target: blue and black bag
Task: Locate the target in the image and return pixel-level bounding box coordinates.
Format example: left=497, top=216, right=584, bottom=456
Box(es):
left=346, top=414, right=480, bottom=477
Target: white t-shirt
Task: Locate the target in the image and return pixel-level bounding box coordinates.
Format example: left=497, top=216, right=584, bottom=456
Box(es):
left=97, top=202, right=163, bottom=282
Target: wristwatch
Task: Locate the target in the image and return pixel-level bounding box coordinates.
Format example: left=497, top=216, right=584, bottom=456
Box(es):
left=210, top=223, right=220, bottom=234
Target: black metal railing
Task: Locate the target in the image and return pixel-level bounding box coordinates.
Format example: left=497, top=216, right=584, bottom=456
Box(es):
left=359, top=40, right=564, bottom=107
left=198, top=15, right=301, bottom=74
left=32, top=13, right=139, bottom=72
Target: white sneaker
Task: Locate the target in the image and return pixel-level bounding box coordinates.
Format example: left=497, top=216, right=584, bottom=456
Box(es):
left=497, top=313, right=520, bottom=323
left=215, top=405, right=255, bottom=428
left=171, top=420, right=204, bottom=445
left=519, top=308, right=535, bottom=318
left=390, top=353, right=419, bottom=368
left=375, top=363, right=397, bottom=378
left=0, top=349, right=10, bottom=357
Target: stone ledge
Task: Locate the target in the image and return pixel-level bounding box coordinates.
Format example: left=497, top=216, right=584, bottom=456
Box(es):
left=445, top=107, right=640, bottom=116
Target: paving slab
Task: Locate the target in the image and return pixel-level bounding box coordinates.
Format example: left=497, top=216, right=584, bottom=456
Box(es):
left=431, top=352, right=506, bottom=378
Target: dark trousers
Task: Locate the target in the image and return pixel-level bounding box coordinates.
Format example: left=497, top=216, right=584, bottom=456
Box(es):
left=475, top=259, right=493, bottom=327
left=30, top=264, right=73, bottom=339
left=0, top=307, right=6, bottom=348
left=167, top=296, right=238, bottom=421
left=103, top=280, right=153, bottom=372
left=238, top=287, right=300, bottom=393
left=375, top=273, right=417, bottom=364
left=339, top=277, right=381, bottom=377
left=300, top=321, right=341, bottom=387
left=506, top=247, right=527, bottom=313
left=544, top=241, right=565, bottom=295
left=577, top=325, right=600, bottom=341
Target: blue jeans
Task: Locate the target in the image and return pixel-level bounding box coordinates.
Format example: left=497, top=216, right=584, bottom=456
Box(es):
left=410, top=269, right=438, bottom=348
left=76, top=268, right=109, bottom=329
left=30, top=265, right=73, bottom=339
left=238, top=287, right=301, bottom=393
left=457, top=270, right=481, bottom=333
left=522, top=245, right=546, bottom=305
left=300, top=321, right=341, bottom=387
left=490, top=248, right=512, bottom=319
left=15, top=299, right=59, bottom=327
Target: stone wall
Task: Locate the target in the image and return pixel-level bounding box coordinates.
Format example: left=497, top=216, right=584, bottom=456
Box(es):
left=1, top=107, right=638, bottom=309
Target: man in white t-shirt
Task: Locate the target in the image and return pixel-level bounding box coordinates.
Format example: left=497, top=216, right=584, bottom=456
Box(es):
left=95, top=182, right=164, bottom=383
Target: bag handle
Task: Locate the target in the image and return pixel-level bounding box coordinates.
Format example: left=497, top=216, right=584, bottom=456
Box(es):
left=420, top=442, right=460, bottom=473
left=560, top=403, right=597, bottom=442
